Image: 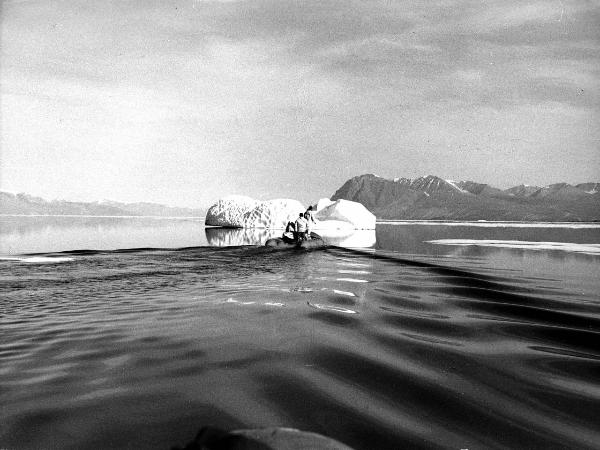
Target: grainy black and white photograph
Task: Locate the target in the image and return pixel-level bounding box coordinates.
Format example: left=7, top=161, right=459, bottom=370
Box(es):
left=1, top=1, right=599, bottom=449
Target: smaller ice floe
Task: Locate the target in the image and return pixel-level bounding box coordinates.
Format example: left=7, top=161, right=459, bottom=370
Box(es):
left=332, top=289, right=356, bottom=297
left=427, top=239, right=600, bottom=256
left=0, top=256, right=74, bottom=264
left=336, top=278, right=369, bottom=283
left=307, top=302, right=357, bottom=314
left=264, top=302, right=285, bottom=307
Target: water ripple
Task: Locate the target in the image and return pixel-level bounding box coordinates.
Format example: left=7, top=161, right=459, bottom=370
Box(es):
left=1, top=245, right=599, bottom=449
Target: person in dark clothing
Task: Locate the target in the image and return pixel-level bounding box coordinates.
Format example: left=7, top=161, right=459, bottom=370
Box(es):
left=282, top=221, right=296, bottom=243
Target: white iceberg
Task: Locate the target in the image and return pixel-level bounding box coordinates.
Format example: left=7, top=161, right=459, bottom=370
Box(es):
left=205, top=196, right=375, bottom=231
left=242, top=199, right=305, bottom=229
left=315, top=198, right=335, bottom=211
left=205, top=195, right=259, bottom=227
left=315, top=199, right=376, bottom=230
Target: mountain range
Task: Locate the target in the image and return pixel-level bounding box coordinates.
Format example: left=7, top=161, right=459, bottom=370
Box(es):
left=331, top=175, right=600, bottom=221
left=0, top=192, right=204, bottom=217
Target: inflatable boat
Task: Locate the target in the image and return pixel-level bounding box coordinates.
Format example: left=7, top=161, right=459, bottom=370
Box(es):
left=265, top=232, right=325, bottom=248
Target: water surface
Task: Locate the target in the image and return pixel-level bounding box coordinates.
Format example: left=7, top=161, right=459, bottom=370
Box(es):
left=1, top=217, right=599, bottom=449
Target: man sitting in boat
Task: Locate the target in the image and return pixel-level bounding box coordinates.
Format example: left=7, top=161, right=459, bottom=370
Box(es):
left=304, top=206, right=316, bottom=239
left=295, top=212, right=309, bottom=242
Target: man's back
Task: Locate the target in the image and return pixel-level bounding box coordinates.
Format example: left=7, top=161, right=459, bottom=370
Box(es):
left=295, top=216, right=308, bottom=232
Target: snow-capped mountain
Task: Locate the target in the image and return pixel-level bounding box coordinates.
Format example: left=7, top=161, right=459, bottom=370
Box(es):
left=331, top=174, right=600, bottom=221
left=504, top=185, right=542, bottom=197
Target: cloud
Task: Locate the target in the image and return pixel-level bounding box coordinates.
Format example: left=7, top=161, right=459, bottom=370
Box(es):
left=469, top=1, right=567, bottom=30
left=1, top=0, right=599, bottom=205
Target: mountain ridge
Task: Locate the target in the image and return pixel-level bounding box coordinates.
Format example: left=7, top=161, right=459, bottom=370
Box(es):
left=331, top=174, right=600, bottom=221
left=0, top=192, right=204, bottom=217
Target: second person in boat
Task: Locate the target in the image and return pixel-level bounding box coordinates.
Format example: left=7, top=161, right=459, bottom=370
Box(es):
left=295, top=212, right=309, bottom=242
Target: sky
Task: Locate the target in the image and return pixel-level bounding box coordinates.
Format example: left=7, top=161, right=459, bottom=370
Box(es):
left=1, top=0, right=599, bottom=208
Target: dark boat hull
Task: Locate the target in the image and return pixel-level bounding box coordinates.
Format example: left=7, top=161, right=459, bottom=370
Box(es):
left=265, top=233, right=325, bottom=248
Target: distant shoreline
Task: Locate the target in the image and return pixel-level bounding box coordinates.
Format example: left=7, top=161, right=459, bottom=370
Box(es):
left=0, top=214, right=205, bottom=220
left=377, top=220, right=600, bottom=228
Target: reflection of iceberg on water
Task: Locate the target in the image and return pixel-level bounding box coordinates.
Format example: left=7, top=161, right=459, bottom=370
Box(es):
left=309, top=218, right=376, bottom=248
left=206, top=226, right=376, bottom=248
left=205, top=227, right=280, bottom=246
left=318, top=229, right=376, bottom=248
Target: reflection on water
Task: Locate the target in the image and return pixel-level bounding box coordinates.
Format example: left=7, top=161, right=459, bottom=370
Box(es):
left=375, top=223, right=600, bottom=295
left=428, top=239, right=600, bottom=256
left=0, top=216, right=206, bottom=254
left=205, top=227, right=280, bottom=246
left=319, top=229, right=376, bottom=248
left=1, top=244, right=599, bottom=449
left=206, top=227, right=377, bottom=248
left=376, top=223, right=600, bottom=257
left=2, top=219, right=600, bottom=449
left=0, top=216, right=377, bottom=253
left=1, top=216, right=598, bottom=260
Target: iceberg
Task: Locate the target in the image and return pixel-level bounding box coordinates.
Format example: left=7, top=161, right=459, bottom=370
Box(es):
left=205, top=195, right=259, bottom=227
left=242, top=199, right=305, bottom=229
left=315, top=199, right=376, bottom=230
left=206, top=197, right=304, bottom=229
left=205, top=196, right=375, bottom=230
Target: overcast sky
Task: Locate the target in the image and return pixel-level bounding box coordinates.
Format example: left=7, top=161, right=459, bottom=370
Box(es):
left=1, top=0, right=599, bottom=207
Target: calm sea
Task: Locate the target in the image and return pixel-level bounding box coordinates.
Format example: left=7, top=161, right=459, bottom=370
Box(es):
left=1, top=216, right=599, bottom=449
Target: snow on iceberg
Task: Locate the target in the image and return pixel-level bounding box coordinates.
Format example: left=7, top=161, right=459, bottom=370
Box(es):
left=205, top=195, right=259, bottom=227
left=242, top=199, right=305, bottom=229
left=315, top=199, right=376, bottom=230
left=206, top=196, right=375, bottom=230
left=206, top=197, right=304, bottom=229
